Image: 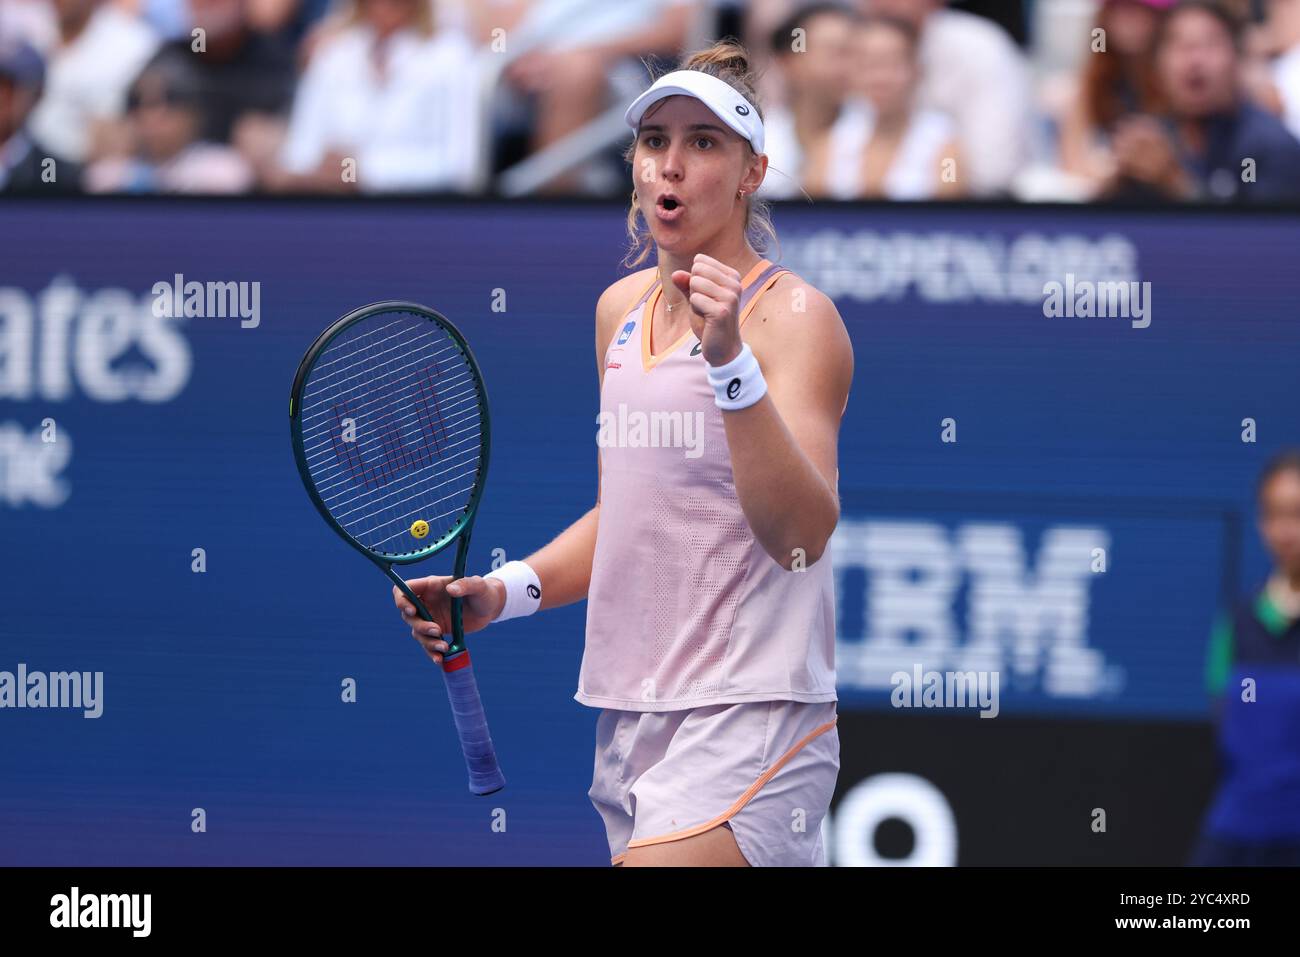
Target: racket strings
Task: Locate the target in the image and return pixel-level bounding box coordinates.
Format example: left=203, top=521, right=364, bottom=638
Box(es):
left=306, top=316, right=425, bottom=377
left=298, top=343, right=467, bottom=433
left=301, top=376, right=478, bottom=470
left=311, top=411, right=481, bottom=500
left=298, top=310, right=485, bottom=558
left=329, top=442, right=481, bottom=522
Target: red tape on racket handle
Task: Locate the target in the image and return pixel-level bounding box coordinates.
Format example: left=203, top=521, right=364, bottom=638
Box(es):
left=441, top=652, right=505, bottom=795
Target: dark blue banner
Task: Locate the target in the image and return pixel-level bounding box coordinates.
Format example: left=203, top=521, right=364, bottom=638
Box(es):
left=1, top=199, right=1294, bottom=864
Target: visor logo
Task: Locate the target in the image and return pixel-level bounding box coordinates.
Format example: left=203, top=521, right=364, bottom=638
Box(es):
left=735, top=104, right=750, bottom=116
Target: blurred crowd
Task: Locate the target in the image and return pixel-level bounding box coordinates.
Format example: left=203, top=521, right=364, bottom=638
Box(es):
left=2, top=0, right=1300, bottom=202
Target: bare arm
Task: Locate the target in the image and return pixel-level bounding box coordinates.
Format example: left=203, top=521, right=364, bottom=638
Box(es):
left=1057, top=84, right=1098, bottom=180
left=516, top=507, right=598, bottom=611
left=727, top=279, right=852, bottom=569
left=671, top=260, right=851, bottom=570
left=1057, top=83, right=1119, bottom=193
left=466, top=0, right=533, bottom=46
left=581, top=3, right=695, bottom=61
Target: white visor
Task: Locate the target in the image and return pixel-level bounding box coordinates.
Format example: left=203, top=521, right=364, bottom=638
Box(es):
left=624, top=70, right=764, bottom=155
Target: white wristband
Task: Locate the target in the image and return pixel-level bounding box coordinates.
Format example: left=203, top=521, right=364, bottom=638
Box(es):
left=483, top=560, right=542, bottom=622
left=706, top=342, right=767, bottom=411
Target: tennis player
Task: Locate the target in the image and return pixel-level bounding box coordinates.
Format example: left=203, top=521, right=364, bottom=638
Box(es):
left=395, top=41, right=853, bottom=867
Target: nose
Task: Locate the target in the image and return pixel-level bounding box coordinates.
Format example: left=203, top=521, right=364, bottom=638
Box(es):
left=660, top=142, right=685, bottom=182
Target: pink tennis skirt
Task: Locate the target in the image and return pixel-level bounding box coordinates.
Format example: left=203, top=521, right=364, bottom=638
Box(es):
left=587, top=699, right=840, bottom=866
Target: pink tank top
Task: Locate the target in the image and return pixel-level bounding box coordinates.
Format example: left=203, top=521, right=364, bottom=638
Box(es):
left=578, top=259, right=839, bottom=712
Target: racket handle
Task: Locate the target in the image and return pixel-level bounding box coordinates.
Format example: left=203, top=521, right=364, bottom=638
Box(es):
left=441, top=652, right=506, bottom=795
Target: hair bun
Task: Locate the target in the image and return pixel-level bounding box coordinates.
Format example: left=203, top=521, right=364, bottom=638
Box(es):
left=684, top=40, right=751, bottom=80
left=674, top=40, right=761, bottom=120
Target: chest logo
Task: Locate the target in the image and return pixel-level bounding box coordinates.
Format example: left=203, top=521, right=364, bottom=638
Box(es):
left=616, top=320, right=636, bottom=346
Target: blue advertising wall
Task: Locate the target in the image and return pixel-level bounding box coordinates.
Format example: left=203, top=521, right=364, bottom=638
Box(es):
left=1, top=199, right=1296, bottom=865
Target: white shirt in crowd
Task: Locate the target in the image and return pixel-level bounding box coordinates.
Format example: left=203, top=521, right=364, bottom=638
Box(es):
left=758, top=100, right=955, bottom=200
left=279, top=25, right=482, bottom=193
left=27, top=4, right=160, bottom=162
left=824, top=98, right=955, bottom=200
left=915, top=7, right=1030, bottom=196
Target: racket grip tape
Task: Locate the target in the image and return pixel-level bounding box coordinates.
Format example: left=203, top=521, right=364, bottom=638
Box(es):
left=441, top=652, right=506, bottom=795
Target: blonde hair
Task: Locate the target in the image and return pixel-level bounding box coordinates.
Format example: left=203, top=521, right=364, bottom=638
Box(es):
left=622, top=41, right=780, bottom=270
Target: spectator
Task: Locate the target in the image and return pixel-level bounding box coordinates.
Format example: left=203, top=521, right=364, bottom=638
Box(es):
left=1193, top=451, right=1300, bottom=866
left=269, top=0, right=482, bottom=193
left=83, top=53, right=253, bottom=192
left=139, top=0, right=296, bottom=146
left=804, top=14, right=961, bottom=199
left=1058, top=0, right=1171, bottom=193
left=26, top=0, right=160, bottom=163
left=757, top=2, right=859, bottom=200
left=859, top=0, right=1031, bottom=196
left=1105, top=0, right=1300, bottom=203
left=488, top=0, right=698, bottom=195
left=0, top=37, right=82, bottom=192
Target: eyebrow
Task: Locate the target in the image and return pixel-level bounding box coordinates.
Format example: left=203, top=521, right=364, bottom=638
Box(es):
left=638, top=123, right=730, bottom=136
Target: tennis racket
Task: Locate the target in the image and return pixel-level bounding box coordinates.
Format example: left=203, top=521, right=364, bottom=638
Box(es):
left=289, top=300, right=504, bottom=795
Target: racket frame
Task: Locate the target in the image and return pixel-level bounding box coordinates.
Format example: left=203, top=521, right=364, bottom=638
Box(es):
left=289, top=300, right=504, bottom=795
left=289, top=300, right=491, bottom=658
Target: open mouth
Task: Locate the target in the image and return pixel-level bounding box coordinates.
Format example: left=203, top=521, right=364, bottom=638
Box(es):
left=655, top=195, right=685, bottom=221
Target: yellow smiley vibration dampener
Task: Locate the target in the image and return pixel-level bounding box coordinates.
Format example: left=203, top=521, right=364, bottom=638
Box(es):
left=411, top=519, right=430, bottom=539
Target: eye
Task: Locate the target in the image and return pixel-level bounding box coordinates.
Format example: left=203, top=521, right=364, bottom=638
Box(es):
left=644, top=134, right=664, bottom=149
left=694, top=136, right=714, bottom=150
